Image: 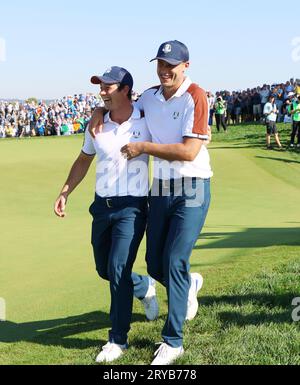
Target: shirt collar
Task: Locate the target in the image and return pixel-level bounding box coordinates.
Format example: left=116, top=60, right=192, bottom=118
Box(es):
left=156, top=77, right=193, bottom=102
left=104, top=105, right=142, bottom=124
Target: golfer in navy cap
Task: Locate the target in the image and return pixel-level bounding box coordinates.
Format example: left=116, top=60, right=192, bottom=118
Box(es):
left=89, top=41, right=212, bottom=365
left=55, top=66, right=159, bottom=364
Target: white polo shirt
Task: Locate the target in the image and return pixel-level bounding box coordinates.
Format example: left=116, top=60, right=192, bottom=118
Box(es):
left=136, top=77, right=213, bottom=180
left=82, top=106, right=151, bottom=197
left=263, top=103, right=277, bottom=122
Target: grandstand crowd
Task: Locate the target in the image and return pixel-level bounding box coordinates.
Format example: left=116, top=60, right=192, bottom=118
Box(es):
left=0, top=94, right=103, bottom=138
left=208, top=78, right=300, bottom=128
left=0, top=79, right=300, bottom=146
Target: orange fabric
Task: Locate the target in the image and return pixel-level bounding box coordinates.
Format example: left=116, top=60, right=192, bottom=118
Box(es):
left=73, top=123, right=80, bottom=132
left=187, top=84, right=208, bottom=136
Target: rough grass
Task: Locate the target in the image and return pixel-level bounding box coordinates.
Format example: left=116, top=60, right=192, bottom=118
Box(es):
left=0, top=123, right=299, bottom=365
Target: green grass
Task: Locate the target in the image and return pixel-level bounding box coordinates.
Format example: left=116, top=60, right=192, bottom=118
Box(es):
left=0, top=123, right=299, bottom=365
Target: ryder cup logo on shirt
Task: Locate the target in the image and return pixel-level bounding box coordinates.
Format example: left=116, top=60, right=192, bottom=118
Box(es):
left=173, top=112, right=180, bottom=120
left=163, top=44, right=172, bottom=54
left=133, top=130, right=141, bottom=139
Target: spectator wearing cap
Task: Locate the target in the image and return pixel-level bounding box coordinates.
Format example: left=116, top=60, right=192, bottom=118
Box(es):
left=259, top=85, right=270, bottom=113
left=274, top=85, right=284, bottom=122
left=233, top=93, right=242, bottom=124
left=224, top=91, right=234, bottom=125
left=285, top=81, right=294, bottom=93
left=214, top=95, right=227, bottom=131
left=252, top=88, right=262, bottom=122
left=55, top=66, right=159, bottom=365
left=36, top=118, right=45, bottom=136
left=263, top=95, right=282, bottom=150
left=283, top=92, right=294, bottom=123
left=207, top=91, right=215, bottom=126
left=288, top=94, right=300, bottom=148
left=17, top=117, right=25, bottom=137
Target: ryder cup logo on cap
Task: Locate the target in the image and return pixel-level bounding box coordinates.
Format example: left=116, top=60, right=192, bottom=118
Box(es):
left=91, top=66, right=134, bottom=89
left=150, top=40, right=189, bottom=65
left=162, top=44, right=172, bottom=54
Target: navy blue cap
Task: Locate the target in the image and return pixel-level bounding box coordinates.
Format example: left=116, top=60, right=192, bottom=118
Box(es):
left=91, top=66, right=133, bottom=90
left=150, top=40, right=189, bottom=65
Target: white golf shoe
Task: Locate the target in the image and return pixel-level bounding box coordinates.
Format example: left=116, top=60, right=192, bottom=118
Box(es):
left=186, top=273, right=204, bottom=321
left=95, top=341, right=127, bottom=363
left=141, top=277, right=159, bottom=321
left=151, top=343, right=184, bottom=365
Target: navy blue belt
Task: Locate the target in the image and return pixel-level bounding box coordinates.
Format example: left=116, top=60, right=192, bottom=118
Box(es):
left=94, top=194, right=147, bottom=209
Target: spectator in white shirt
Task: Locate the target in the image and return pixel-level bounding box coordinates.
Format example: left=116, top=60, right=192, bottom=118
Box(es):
left=263, top=95, right=282, bottom=150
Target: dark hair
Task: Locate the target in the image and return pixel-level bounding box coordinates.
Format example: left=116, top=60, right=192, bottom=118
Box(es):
left=118, top=83, right=132, bottom=100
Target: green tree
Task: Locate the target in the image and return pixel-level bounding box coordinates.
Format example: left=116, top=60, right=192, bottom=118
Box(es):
left=26, top=97, right=38, bottom=105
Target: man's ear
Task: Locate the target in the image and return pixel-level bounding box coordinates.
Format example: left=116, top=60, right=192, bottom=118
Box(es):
left=184, top=62, right=190, bottom=70
left=122, top=85, right=130, bottom=96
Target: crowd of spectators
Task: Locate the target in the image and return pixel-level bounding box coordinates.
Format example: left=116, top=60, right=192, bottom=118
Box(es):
left=1, top=80, right=299, bottom=140
left=0, top=94, right=103, bottom=138
left=207, top=78, right=300, bottom=129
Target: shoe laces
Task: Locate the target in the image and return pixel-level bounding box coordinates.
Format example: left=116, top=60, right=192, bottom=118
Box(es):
left=101, top=342, right=114, bottom=353
left=102, top=342, right=124, bottom=354
left=154, top=342, right=170, bottom=358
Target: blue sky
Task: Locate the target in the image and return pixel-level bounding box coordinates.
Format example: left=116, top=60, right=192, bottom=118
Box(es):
left=0, top=0, right=299, bottom=99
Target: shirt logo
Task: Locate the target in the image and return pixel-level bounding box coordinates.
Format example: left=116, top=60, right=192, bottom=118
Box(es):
left=163, top=44, right=172, bottom=54
left=133, top=130, right=141, bottom=139
left=173, top=112, right=180, bottom=120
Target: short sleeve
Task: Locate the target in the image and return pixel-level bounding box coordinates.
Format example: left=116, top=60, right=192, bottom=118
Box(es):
left=182, top=85, right=209, bottom=140
left=82, top=126, right=96, bottom=155
left=134, top=93, right=144, bottom=111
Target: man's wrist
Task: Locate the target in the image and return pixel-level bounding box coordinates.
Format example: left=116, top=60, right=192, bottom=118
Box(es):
left=60, top=190, right=69, bottom=199
left=141, top=142, right=150, bottom=154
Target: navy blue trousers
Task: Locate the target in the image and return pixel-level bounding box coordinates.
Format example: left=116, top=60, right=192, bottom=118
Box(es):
left=90, top=195, right=149, bottom=345
left=146, top=178, right=211, bottom=348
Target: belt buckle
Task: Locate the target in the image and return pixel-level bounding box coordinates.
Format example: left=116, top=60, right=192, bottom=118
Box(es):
left=162, top=179, right=169, bottom=189
left=106, top=199, right=113, bottom=208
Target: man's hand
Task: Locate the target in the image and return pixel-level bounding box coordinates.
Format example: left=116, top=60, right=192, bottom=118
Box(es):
left=89, top=108, right=105, bottom=139
left=54, top=193, right=68, bottom=218
left=121, top=142, right=145, bottom=160
left=204, top=126, right=212, bottom=146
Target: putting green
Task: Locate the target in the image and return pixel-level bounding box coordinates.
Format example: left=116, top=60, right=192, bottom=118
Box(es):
left=0, top=130, right=299, bottom=364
